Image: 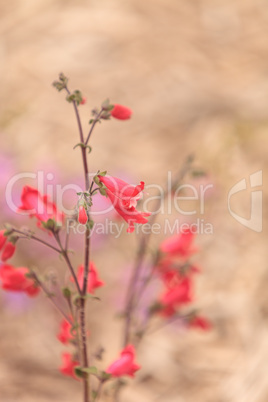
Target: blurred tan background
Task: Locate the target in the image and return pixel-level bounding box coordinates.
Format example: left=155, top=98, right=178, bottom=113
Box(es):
left=0, top=0, right=268, bottom=401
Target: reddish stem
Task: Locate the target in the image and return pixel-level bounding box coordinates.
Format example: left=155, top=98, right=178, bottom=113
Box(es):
left=66, top=85, right=91, bottom=402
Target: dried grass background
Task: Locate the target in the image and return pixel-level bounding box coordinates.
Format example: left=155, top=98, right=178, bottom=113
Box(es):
left=0, top=0, right=268, bottom=401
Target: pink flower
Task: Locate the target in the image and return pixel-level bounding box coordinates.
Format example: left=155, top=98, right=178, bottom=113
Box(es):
left=159, top=264, right=200, bottom=285
left=160, top=228, right=198, bottom=258
left=78, top=205, right=88, bottom=225
left=59, top=352, right=79, bottom=380
left=106, top=345, right=141, bottom=378
left=71, top=263, right=104, bottom=294
left=111, top=104, right=132, bottom=120
left=188, top=316, right=211, bottom=331
left=57, top=319, right=75, bottom=344
left=0, top=230, right=7, bottom=250
left=98, top=175, right=150, bottom=233
left=1, top=242, right=16, bottom=262
left=0, top=264, right=39, bottom=296
left=18, top=185, right=64, bottom=225
left=159, top=276, right=193, bottom=317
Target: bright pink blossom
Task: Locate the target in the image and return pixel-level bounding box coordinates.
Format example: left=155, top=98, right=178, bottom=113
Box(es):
left=59, top=352, right=79, bottom=380
left=98, top=175, right=150, bottom=233
left=106, top=345, right=141, bottom=378
left=159, top=276, right=193, bottom=317
left=78, top=205, right=88, bottom=225
left=111, top=104, right=132, bottom=120
left=71, top=263, right=104, bottom=294
left=1, top=242, right=16, bottom=262
left=57, top=319, right=75, bottom=344
left=0, top=264, right=39, bottom=296
left=159, top=264, right=200, bottom=286
left=0, top=230, right=7, bottom=250
left=18, top=185, right=64, bottom=224
left=160, top=228, right=198, bottom=258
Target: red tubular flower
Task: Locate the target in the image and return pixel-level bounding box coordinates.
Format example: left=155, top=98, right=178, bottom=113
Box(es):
left=59, top=352, right=79, bottom=380
left=159, top=276, right=193, bottom=317
left=160, top=228, right=198, bottom=258
left=111, top=104, right=132, bottom=120
left=98, top=175, right=150, bottom=233
left=1, top=242, right=16, bottom=262
left=71, top=262, right=104, bottom=294
left=78, top=205, right=88, bottom=225
left=18, top=185, right=64, bottom=225
left=106, top=345, right=141, bottom=378
left=0, top=230, right=7, bottom=250
left=159, top=264, right=200, bottom=286
left=0, top=264, right=39, bottom=296
left=57, top=319, right=75, bottom=344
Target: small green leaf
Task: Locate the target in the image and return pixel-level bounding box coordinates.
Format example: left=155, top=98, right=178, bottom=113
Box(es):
left=101, top=98, right=110, bottom=110
left=98, top=171, right=107, bottom=177
left=100, top=371, right=112, bottom=381
left=59, top=72, right=68, bottom=83
left=94, top=176, right=100, bottom=185
left=107, top=104, right=114, bottom=111
left=86, top=366, right=98, bottom=375
left=100, top=111, right=111, bottom=120
left=75, top=366, right=98, bottom=379
left=99, top=187, right=107, bottom=197
left=66, top=94, right=76, bottom=103
left=3, top=224, right=14, bottom=236
left=73, top=90, right=83, bottom=105
left=86, top=295, right=100, bottom=301
left=42, top=219, right=56, bottom=231
left=9, top=235, right=18, bottom=245
left=73, top=143, right=92, bottom=153
left=74, top=366, right=85, bottom=379
left=88, top=220, right=94, bottom=230
left=52, top=81, right=65, bottom=91
left=62, top=287, right=72, bottom=299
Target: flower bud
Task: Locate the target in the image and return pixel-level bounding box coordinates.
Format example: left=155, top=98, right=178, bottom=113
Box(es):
left=1, top=242, right=16, bottom=262
left=0, top=230, right=7, bottom=250
left=111, top=104, right=132, bottom=120
left=78, top=205, right=88, bottom=225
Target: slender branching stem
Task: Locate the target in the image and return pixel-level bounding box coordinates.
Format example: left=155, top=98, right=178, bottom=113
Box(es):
left=123, top=155, right=194, bottom=347
left=85, top=109, right=103, bottom=145
left=10, top=228, right=61, bottom=253
left=65, top=84, right=93, bottom=402
left=30, top=270, right=72, bottom=324
left=53, top=232, right=82, bottom=296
